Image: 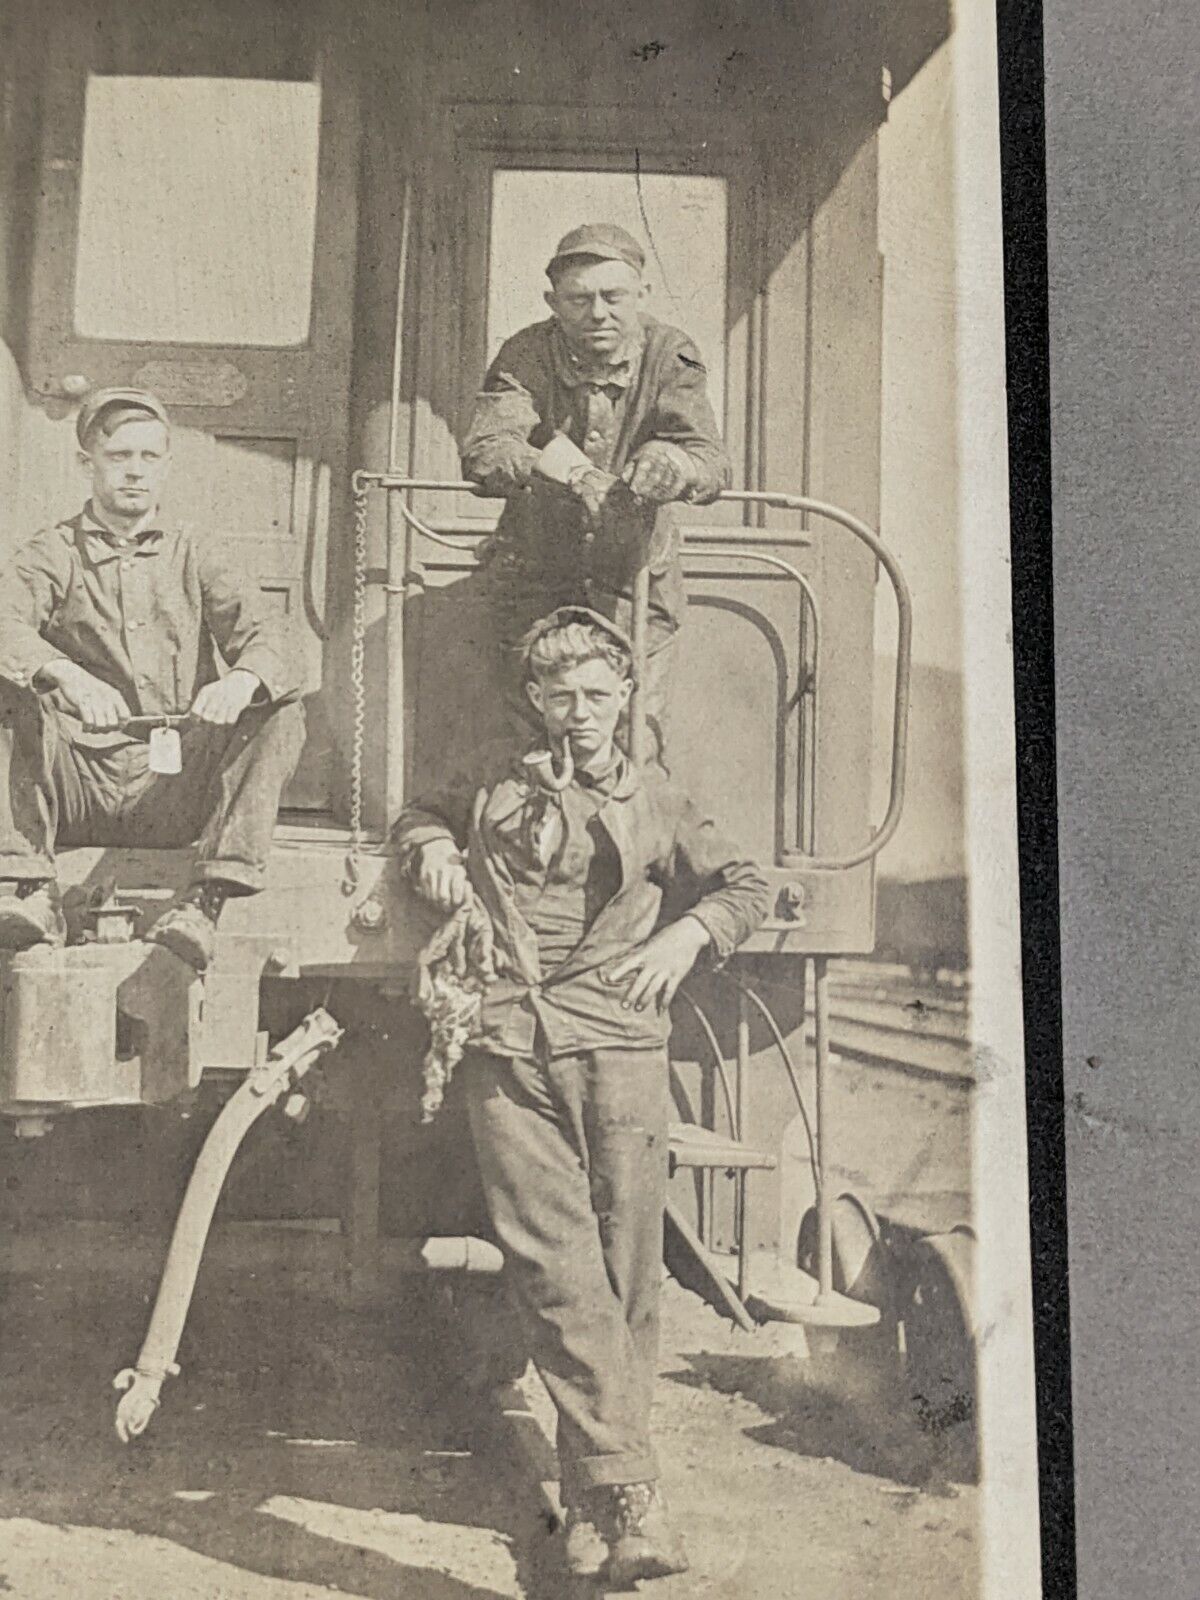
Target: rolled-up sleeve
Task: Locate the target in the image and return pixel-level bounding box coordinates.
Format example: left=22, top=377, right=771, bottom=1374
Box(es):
left=197, top=548, right=302, bottom=703
left=642, top=338, right=731, bottom=504
left=0, top=534, right=71, bottom=690
left=393, top=762, right=486, bottom=875
left=669, top=796, right=769, bottom=957
left=461, top=335, right=545, bottom=495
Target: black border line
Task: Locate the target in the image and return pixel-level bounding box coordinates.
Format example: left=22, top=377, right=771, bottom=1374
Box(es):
left=995, top=2, right=1076, bottom=1594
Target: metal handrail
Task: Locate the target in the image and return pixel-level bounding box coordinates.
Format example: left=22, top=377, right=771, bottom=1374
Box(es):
left=719, top=490, right=912, bottom=871
left=351, top=473, right=912, bottom=871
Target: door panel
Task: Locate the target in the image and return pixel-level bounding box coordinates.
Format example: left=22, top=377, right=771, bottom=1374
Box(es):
left=402, top=97, right=816, bottom=872
left=412, top=102, right=759, bottom=536
left=27, top=3, right=358, bottom=809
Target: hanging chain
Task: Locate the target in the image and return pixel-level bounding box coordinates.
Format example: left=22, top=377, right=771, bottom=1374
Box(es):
left=342, top=473, right=371, bottom=895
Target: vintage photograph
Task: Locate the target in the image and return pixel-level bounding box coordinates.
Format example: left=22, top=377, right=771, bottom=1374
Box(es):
left=0, top=1, right=1040, bottom=1596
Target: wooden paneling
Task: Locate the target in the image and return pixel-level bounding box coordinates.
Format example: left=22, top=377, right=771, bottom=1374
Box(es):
left=25, top=3, right=361, bottom=811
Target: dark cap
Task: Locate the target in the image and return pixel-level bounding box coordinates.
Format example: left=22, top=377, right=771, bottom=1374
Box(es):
left=546, top=223, right=645, bottom=280
left=518, top=605, right=635, bottom=673
left=75, top=388, right=171, bottom=449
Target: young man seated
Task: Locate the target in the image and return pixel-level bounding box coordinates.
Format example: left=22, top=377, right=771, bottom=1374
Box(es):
left=395, top=607, right=767, bottom=1585
left=0, top=388, right=305, bottom=969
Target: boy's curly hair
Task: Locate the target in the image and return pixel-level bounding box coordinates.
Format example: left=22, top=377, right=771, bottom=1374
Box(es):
left=519, top=606, right=635, bottom=684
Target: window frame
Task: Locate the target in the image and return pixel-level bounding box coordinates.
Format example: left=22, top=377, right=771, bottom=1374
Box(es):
left=71, top=73, right=324, bottom=350
left=410, top=101, right=765, bottom=535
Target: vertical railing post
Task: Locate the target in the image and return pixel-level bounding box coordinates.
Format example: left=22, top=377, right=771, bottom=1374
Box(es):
left=628, top=563, right=651, bottom=764
left=735, top=987, right=752, bottom=1302
left=813, top=954, right=834, bottom=1303
left=384, top=492, right=410, bottom=832
left=382, top=180, right=413, bottom=836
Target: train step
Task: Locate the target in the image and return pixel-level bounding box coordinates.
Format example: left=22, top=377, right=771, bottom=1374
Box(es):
left=743, top=1249, right=882, bottom=1329
left=668, top=1121, right=776, bottom=1173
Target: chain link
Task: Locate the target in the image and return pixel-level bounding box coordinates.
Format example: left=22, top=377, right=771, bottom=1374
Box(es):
left=342, top=475, right=370, bottom=894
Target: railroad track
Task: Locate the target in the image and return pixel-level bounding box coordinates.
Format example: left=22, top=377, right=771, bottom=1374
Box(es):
left=731, top=960, right=973, bottom=1085
left=824, top=960, right=973, bottom=1085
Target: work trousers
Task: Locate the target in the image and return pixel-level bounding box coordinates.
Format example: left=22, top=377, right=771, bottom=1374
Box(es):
left=480, top=501, right=685, bottom=756
left=0, top=687, right=305, bottom=894
left=462, top=1045, right=671, bottom=1501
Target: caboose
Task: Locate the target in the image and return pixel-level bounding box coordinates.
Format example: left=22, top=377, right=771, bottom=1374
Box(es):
left=0, top=0, right=973, bottom=1447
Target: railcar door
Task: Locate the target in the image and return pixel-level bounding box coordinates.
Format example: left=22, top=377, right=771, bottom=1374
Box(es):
left=404, top=107, right=783, bottom=838
left=389, top=76, right=880, bottom=947
left=25, top=0, right=359, bottom=811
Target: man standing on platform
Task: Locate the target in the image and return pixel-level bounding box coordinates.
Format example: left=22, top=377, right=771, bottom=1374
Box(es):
left=461, top=222, right=730, bottom=753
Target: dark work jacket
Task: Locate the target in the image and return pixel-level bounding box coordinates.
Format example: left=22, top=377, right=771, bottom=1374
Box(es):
left=460, top=317, right=731, bottom=640
left=461, top=315, right=730, bottom=499
left=394, top=742, right=768, bottom=1059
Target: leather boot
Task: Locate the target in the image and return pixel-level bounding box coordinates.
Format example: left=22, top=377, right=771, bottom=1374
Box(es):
left=601, top=1481, right=689, bottom=1586
left=0, top=880, right=66, bottom=952
left=144, top=882, right=227, bottom=971
left=560, top=1500, right=608, bottom=1580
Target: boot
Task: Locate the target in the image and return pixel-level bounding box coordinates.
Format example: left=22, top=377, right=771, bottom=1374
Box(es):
left=601, top=1481, right=689, bottom=1587
left=144, top=881, right=228, bottom=971
left=559, top=1500, right=608, bottom=1581
left=0, top=880, right=66, bottom=952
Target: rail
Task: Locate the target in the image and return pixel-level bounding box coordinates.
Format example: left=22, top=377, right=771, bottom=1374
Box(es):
left=349, top=473, right=911, bottom=872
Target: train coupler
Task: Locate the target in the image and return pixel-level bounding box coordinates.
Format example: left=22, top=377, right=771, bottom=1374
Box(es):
left=112, top=1360, right=182, bottom=1443
left=112, top=1008, right=343, bottom=1443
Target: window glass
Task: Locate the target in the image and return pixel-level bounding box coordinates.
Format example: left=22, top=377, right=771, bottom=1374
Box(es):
left=74, top=76, right=321, bottom=346
left=488, top=169, right=728, bottom=410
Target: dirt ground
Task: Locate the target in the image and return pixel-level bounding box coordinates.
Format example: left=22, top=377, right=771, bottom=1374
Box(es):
left=0, top=1218, right=977, bottom=1600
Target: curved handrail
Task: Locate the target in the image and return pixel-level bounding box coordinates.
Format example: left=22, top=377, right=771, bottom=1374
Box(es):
left=351, top=472, right=911, bottom=871
left=676, top=986, right=739, bottom=1138
left=720, top=490, right=911, bottom=870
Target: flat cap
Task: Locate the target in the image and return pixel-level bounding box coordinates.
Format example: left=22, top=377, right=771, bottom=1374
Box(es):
left=518, top=605, right=635, bottom=660
left=547, top=223, right=645, bottom=279
left=76, top=387, right=170, bottom=448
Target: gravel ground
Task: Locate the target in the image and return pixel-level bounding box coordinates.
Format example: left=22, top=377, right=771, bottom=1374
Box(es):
left=0, top=1236, right=977, bottom=1600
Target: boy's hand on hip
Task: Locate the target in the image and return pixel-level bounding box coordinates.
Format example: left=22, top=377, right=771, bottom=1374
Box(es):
left=416, top=839, right=472, bottom=913
left=190, top=669, right=260, bottom=726
left=604, top=917, right=711, bottom=1013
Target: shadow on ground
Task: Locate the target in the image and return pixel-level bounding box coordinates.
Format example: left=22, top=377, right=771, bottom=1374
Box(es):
left=0, top=1265, right=555, bottom=1599
left=662, top=1346, right=977, bottom=1490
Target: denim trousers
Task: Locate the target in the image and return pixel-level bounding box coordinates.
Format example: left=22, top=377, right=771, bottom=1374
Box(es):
left=479, top=501, right=684, bottom=758
left=0, top=687, right=305, bottom=893
left=462, top=1044, right=671, bottom=1500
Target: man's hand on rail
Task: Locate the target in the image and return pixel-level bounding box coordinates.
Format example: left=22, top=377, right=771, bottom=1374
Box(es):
left=190, top=669, right=261, bottom=727
left=621, top=441, right=696, bottom=504
left=415, top=838, right=473, bottom=914
left=566, top=465, right=619, bottom=522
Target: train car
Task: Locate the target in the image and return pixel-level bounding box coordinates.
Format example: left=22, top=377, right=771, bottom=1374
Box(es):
left=0, top=0, right=973, bottom=1451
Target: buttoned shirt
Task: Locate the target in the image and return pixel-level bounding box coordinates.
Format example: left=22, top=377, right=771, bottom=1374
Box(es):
left=461, top=315, right=729, bottom=499
left=0, top=505, right=300, bottom=747
left=553, top=330, right=643, bottom=473
left=395, top=740, right=769, bottom=1059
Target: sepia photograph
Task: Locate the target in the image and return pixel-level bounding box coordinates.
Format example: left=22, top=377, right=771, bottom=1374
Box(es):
left=0, top=1, right=1042, bottom=1595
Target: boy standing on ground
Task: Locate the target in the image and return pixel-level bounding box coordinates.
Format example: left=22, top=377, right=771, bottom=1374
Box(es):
left=395, top=607, right=767, bottom=1584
